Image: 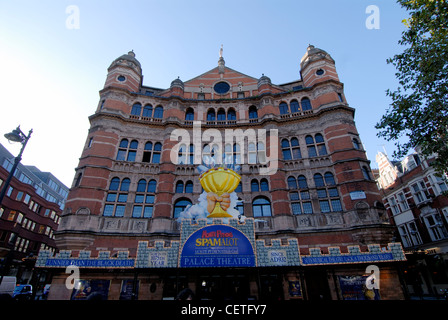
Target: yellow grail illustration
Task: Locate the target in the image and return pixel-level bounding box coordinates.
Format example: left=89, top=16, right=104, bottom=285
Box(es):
left=199, top=167, right=241, bottom=218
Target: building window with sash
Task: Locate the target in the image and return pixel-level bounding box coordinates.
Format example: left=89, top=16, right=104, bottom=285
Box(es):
left=103, top=177, right=130, bottom=217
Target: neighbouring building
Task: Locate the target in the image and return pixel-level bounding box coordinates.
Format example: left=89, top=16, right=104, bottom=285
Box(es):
left=37, top=46, right=407, bottom=300
left=0, top=143, right=69, bottom=292
left=376, top=149, right=448, bottom=298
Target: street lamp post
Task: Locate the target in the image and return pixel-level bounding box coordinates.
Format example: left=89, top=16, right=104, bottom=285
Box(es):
left=0, top=126, right=32, bottom=288
left=0, top=126, right=33, bottom=206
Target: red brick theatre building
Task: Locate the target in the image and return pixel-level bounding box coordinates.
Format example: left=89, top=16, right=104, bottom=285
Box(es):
left=37, top=46, right=407, bottom=300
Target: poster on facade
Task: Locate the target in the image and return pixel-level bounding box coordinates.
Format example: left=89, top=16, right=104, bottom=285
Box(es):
left=119, top=279, right=139, bottom=300
left=338, top=276, right=380, bottom=300
left=180, top=225, right=256, bottom=268
left=288, top=280, right=302, bottom=298
left=70, top=279, right=110, bottom=300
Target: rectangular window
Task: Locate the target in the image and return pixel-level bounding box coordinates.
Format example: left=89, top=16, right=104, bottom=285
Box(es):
left=135, top=194, right=144, bottom=203
left=331, top=199, right=343, bottom=211
left=146, top=195, right=155, bottom=204
left=115, top=205, right=125, bottom=217
left=16, top=191, right=24, bottom=201
left=389, top=197, right=400, bottom=215
left=289, top=192, right=299, bottom=201
left=307, top=146, right=317, bottom=157
left=117, top=194, right=128, bottom=203
left=398, top=192, right=409, bottom=211
left=7, top=211, right=16, bottom=221
left=300, top=191, right=310, bottom=200
left=302, top=202, right=313, bottom=214
left=398, top=225, right=412, bottom=247
left=143, top=206, right=153, bottom=218
left=317, top=189, right=327, bottom=198
left=412, top=181, right=428, bottom=203
left=319, top=200, right=331, bottom=213
left=116, top=149, right=126, bottom=161
left=103, top=204, right=114, bottom=216
left=132, top=205, right=143, bottom=218
left=291, top=203, right=302, bottom=215
left=328, top=188, right=339, bottom=197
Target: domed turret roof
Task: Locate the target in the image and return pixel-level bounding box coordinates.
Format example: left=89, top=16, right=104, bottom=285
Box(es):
left=109, top=50, right=142, bottom=71
left=300, top=45, right=334, bottom=68
left=170, top=77, right=184, bottom=90
left=257, top=74, right=271, bottom=87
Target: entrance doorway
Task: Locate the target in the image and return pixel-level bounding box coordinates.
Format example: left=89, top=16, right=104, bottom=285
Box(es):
left=304, top=269, right=332, bottom=300
left=197, top=273, right=250, bottom=300
left=258, top=274, right=284, bottom=300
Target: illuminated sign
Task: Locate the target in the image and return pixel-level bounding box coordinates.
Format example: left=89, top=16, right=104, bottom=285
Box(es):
left=180, top=225, right=255, bottom=267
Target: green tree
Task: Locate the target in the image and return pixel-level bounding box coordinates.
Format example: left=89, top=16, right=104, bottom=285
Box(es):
left=375, top=0, right=448, bottom=175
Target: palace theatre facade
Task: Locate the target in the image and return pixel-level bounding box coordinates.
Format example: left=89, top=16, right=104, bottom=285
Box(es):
left=37, top=46, right=406, bottom=300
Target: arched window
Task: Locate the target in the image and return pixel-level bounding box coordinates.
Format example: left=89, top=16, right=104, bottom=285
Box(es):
left=314, top=172, right=342, bottom=213
left=207, top=109, right=216, bottom=121
left=288, top=176, right=297, bottom=189
left=306, top=134, right=327, bottom=157
left=306, top=136, right=317, bottom=157
left=282, top=138, right=301, bottom=160
left=185, top=108, right=194, bottom=121
left=109, top=177, right=120, bottom=191
left=235, top=182, right=243, bottom=193
left=176, top=181, right=184, bottom=193
left=142, top=104, right=153, bottom=118
left=227, top=108, right=236, bottom=121
left=116, top=139, right=138, bottom=162
left=279, top=102, right=289, bottom=115
left=301, top=97, right=312, bottom=111
left=233, top=144, right=241, bottom=164
left=174, top=198, right=192, bottom=218
left=185, top=181, right=194, bottom=193
left=133, top=179, right=156, bottom=218
left=137, top=179, right=147, bottom=192
left=116, top=139, right=128, bottom=161
left=314, top=173, right=325, bottom=187
left=252, top=197, right=272, bottom=217
left=260, top=179, right=269, bottom=191
left=290, top=100, right=300, bottom=113
left=104, top=177, right=130, bottom=217
left=147, top=179, right=157, bottom=193
left=251, top=179, right=259, bottom=192
left=127, top=140, right=138, bottom=161
left=249, top=106, right=258, bottom=119
left=142, top=141, right=162, bottom=163
left=324, top=172, right=336, bottom=185
left=297, top=175, right=308, bottom=189
left=152, top=142, right=162, bottom=163
left=189, top=144, right=195, bottom=165
left=154, top=106, right=164, bottom=118
left=362, top=166, right=372, bottom=180
left=316, top=134, right=327, bottom=155
left=120, top=178, right=130, bottom=191
left=217, top=108, right=226, bottom=121
left=248, top=142, right=257, bottom=164
left=131, top=103, right=142, bottom=116
left=282, top=139, right=292, bottom=160
left=353, top=138, right=361, bottom=150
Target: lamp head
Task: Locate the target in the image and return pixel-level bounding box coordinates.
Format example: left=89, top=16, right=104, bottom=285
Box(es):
left=4, top=127, right=24, bottom=143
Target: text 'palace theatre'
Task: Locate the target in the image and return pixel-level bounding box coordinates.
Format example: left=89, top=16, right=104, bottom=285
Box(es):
left=37, top=45, right=407, bottom=300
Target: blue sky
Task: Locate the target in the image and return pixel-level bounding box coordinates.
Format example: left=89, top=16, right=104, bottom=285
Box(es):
left=0, top=0, right=409, bottom=186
